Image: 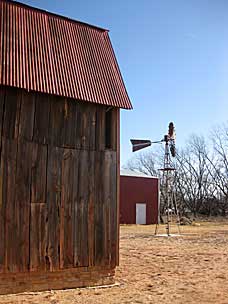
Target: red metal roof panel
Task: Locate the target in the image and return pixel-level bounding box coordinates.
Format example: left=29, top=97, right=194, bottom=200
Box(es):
left=0, top=0, right=133, bottom=109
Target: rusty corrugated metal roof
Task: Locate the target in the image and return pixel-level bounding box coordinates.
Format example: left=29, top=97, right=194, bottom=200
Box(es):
left=0, top=0, right=133, bottom=109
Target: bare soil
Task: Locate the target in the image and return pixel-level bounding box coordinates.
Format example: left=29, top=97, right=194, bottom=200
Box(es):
left=1, top=221, right=228, bottom=304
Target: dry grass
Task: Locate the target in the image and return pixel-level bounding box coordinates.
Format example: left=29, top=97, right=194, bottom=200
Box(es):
left=1, top=221, right=228, bottom=303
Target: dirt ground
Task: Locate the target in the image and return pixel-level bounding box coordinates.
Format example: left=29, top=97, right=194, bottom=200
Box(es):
left=1, top=221, right=228, bottom=304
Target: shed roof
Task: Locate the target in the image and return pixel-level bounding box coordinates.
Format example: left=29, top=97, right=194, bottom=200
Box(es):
left=120, top=169, right=159, bottom=179
left=0, top=0, right=132, bottom=109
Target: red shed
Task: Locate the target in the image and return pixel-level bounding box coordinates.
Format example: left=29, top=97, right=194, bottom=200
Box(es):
left=120, top=169, right=159, bottom=225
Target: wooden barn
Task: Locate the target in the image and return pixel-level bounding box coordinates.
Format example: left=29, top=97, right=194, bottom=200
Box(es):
left=120, top=170, right=159, bottom=225
left=0, top=0, right=132, bottom=294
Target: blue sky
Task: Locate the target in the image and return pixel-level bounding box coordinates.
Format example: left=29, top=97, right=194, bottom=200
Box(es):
left=21, top=0, right=228, bottom=165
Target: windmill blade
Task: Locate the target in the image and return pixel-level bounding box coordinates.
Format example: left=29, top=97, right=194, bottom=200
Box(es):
left=170, top=142, right=176, bottom=157
left=168, top=122, right=174, bottom=137
left=168, top=122, right=176, bottom=140
left=130, top=139, right=152, bottom=152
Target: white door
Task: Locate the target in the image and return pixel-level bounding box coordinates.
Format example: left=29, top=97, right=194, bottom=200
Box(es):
left=136, top=203, right=146, bottom=224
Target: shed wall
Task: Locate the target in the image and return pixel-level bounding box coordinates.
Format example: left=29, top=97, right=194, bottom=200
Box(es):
left=120, top=176, right=159, bottom=225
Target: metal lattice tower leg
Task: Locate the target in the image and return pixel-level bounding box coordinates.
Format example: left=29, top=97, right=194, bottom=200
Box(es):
left=155, top=140, right=180, bottom=236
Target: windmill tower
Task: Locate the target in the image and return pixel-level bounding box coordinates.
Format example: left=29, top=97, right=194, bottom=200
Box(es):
left=156, top=123, right=180, bottom=235
left=130, top=122, right=180, bottom=236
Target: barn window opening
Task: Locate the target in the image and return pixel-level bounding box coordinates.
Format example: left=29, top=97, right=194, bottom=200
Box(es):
left=105, top=107, right=113, bottom=149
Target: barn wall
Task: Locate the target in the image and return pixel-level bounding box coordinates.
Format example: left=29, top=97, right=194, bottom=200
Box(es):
left=0, top=86, right=119, bottom=293
left=120, top=176, right=159, bottom=225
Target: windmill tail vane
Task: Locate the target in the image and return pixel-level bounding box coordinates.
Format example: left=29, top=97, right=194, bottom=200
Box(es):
left=130, top=139, right=152, bottom=152
left=130, top=122, right=176, bottom=156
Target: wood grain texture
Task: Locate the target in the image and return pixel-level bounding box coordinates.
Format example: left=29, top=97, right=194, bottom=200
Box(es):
left=60, top=149, right=78, bottom=268
left=0, top=266, right=115, bottom=295
left=30, top=143, right=48, bottom=271
left=0, top=88, right=5, bottom=272
left=76, top=103, right=90, bottom=150
left=31, top=143, right=47, bottom=205
left=18, top=90, right=35, bottom=141
left=0, top=87, right=5, bottom=143
left=88, top=151, right=95, bottom=266
left=1, top=139, right=17, bottom=272
left=94, top=151, right=104, bottom=266
left=111, top=108, right=117, bottom=151
left=74, top=150, right=89, bottom=267
left=46, top=146, right=63, bottom=271
left=30, top=203, right=47, bottom=271
left=89, top=105, right=96, bottom=150
left=49, top=98, right=78, bottom=148
left=95, top=105, right=105, bottom=151
left=0, top=87, right=119, bottom=288
left=3, top=87, right=21, bottom=139
left=103, top=152, right=111, bottom=265
left=49, top=96, right=65, bottom=147
left=14, top=140, right=32, bottom=272
left=116, top=108, right=120, bottom=265
left=0, top=139, right=8, bottom=273
left=33, top=93, right=50, bottom=144
left=62, top=100, right=77, bottom=148
left=110, top=151, right=117, bottom=267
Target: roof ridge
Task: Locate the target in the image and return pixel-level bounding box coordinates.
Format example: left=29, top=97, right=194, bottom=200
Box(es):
left=3, top=0, right=109, bottom=32
left=0, top=0, right=133, bottom=109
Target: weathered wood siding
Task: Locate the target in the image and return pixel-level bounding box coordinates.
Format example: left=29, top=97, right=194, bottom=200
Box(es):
left=0, top=86, right=118, bottom=274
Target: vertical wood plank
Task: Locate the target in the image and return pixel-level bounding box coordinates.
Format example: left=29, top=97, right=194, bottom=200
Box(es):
left=30, top=143, right=48, bottom=271
left=74, top=150, right=89, bottom=267
left=3, top=87, right=21, bottom=139
left=0, top=139, right=7, bottom=272
left=18, top=91, right=35, bottom=141
left=94, top=151, right=104, bottom=266
left=0, top=88, right=5, bottom=272
left=60, top=149, right=78, bottom=268
left=103, top=151, right=112, bottom=265
left=46, top=145, right=62, bottom=271
left=49, top=98, right=79, bottom=149
left=0, top=87, right=5, bottom=142
left=31, top=143, right=47, bottom=205
left=49, top=96, right=65, bottom=147
left=89, top=105, right=96, bottom=151
left=76, top=103, right=91, bottom=150
left=72, top=150, right=79, bottom=267
left=116, top=108, right=120, bottom=266
left=95, top=105, right=105, bottom=151
left=110, top=151, right=117, bottom=267
left=14, top=140, right=32, bottom=272
left=88, top=151, right=95, bottom=266
left=0, top=139, right=17, bottom=272
left=80, top=104, right=90, bottom=150
left=94, top=150, right=117, bottom=267
left=1, top=140, right=32, bottom=273
left=30, top=203, right=47, bottom=271
left=111, top=108, right=117, bottom=151
left=33, top=94, right=50, bottom=144
left=75, top=104, right=82, bottom=150
left=0, top=166, right=3, bottom=272
left=63, top=99, right=77, bottom=148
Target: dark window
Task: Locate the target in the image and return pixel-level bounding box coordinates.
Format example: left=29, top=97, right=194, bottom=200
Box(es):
left=105, top=107, right=112, bottom=149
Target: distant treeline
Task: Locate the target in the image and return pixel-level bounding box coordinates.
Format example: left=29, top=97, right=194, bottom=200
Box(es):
left=125, top=122, right=228, bottom=217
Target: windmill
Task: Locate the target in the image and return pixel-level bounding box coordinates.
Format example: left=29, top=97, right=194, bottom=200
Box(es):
left=130, top=122, right=180, bottom=236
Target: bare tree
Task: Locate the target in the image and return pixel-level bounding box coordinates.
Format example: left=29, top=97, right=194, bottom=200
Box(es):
left=124, top=129, right=228, bottom=217
left=206, top=123, right=228, bottom=215
left=124, top=149, right=161, bottom=176
left=175, top=135, right=216, bottom=216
